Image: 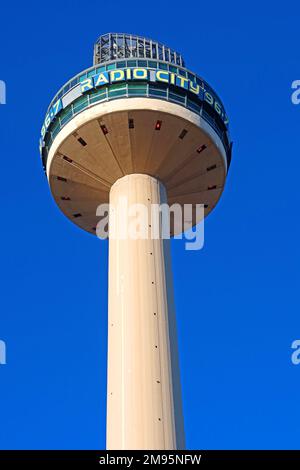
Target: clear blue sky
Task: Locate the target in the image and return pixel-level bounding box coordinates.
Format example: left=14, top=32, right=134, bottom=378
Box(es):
left=0, top=0, right=299, bottom=450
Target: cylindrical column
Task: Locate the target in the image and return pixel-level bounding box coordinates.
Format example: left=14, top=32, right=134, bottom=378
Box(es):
left=106, top=174, right=185, bottom=450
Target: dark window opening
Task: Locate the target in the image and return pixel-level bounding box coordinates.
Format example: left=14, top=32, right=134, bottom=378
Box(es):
left=57, top=176, right=67, bottom=182
left=77, top=137, right=87, bottom=146
left=207, top=164, right=217, bottom=172
left=100, top=124, right=108, bottom=135
left=208, top=185, right=217, bottom=190
left=179, top=129, right=188, bottom=139
left=197, top=144, right=207, bottom=154
left=73, top=213, right=82, bottom=218
left=128, top=119, right=134, bottom=129
left=63, top=156, right=73, bottom=163
left=61, top=196, right=71, bottom=201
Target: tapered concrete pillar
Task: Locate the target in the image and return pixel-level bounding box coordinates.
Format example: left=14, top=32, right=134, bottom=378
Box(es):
left=106, top=174, right=185, bottom=450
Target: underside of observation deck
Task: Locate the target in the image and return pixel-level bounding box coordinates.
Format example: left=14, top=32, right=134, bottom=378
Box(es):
left=47, top=100, right=227, bottom=235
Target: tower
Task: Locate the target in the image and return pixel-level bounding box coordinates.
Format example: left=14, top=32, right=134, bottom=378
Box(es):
left=40, top=33, right=232, bottom=450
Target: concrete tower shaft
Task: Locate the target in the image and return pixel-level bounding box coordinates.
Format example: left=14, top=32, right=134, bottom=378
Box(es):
left=107, top=174, right=185, bottom=449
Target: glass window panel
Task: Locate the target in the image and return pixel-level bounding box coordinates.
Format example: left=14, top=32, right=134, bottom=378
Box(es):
left=148, top=61, right=157, bottom=69
left=108, top=88, right=127, bottom=98
left=60, top=108, right=73, bottom=125
left=73, top=96, right=88, bottom=113
left=178, top=68, right=186, bottom=77
left=158, top=62, right=168, bottom=70
left=51, top=121, right=61, bottom=138
left=196, top=76, right=204, bottom=86
left=128, top=82, right=147, bottom=89
left=127, top=60, right=137, bottom=67
left=137, top=60, right=147, bottom=67
left=149, top=87, right=167, bottom=98
left=169, top=92, right=185, bottom=104
left=117, top=61, right=126, bottom=68
left=90, top=89, right=107, bottom=103
left=187, top=100, right=200, bottom=113
left=129, top=88, right=147, bottom=95
left=128, top=82, right=147, bottom=95
left=109, top=83, right=126, bottom=91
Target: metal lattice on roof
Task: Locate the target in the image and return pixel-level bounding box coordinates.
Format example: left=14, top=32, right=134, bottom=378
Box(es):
left=93, top=33, right=185, bottom=67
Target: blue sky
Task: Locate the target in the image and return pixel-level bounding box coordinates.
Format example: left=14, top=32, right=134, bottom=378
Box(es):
left=0, top=0, right=300, bottom=450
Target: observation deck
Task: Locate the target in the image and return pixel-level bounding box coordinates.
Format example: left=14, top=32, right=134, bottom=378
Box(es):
left=40, top=34, right=232, bottom=235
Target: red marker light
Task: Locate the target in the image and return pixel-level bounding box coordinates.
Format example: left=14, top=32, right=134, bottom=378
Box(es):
left=196, top=144, right=207, bottom=153
left=155, top=120, right=162, bottom=130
